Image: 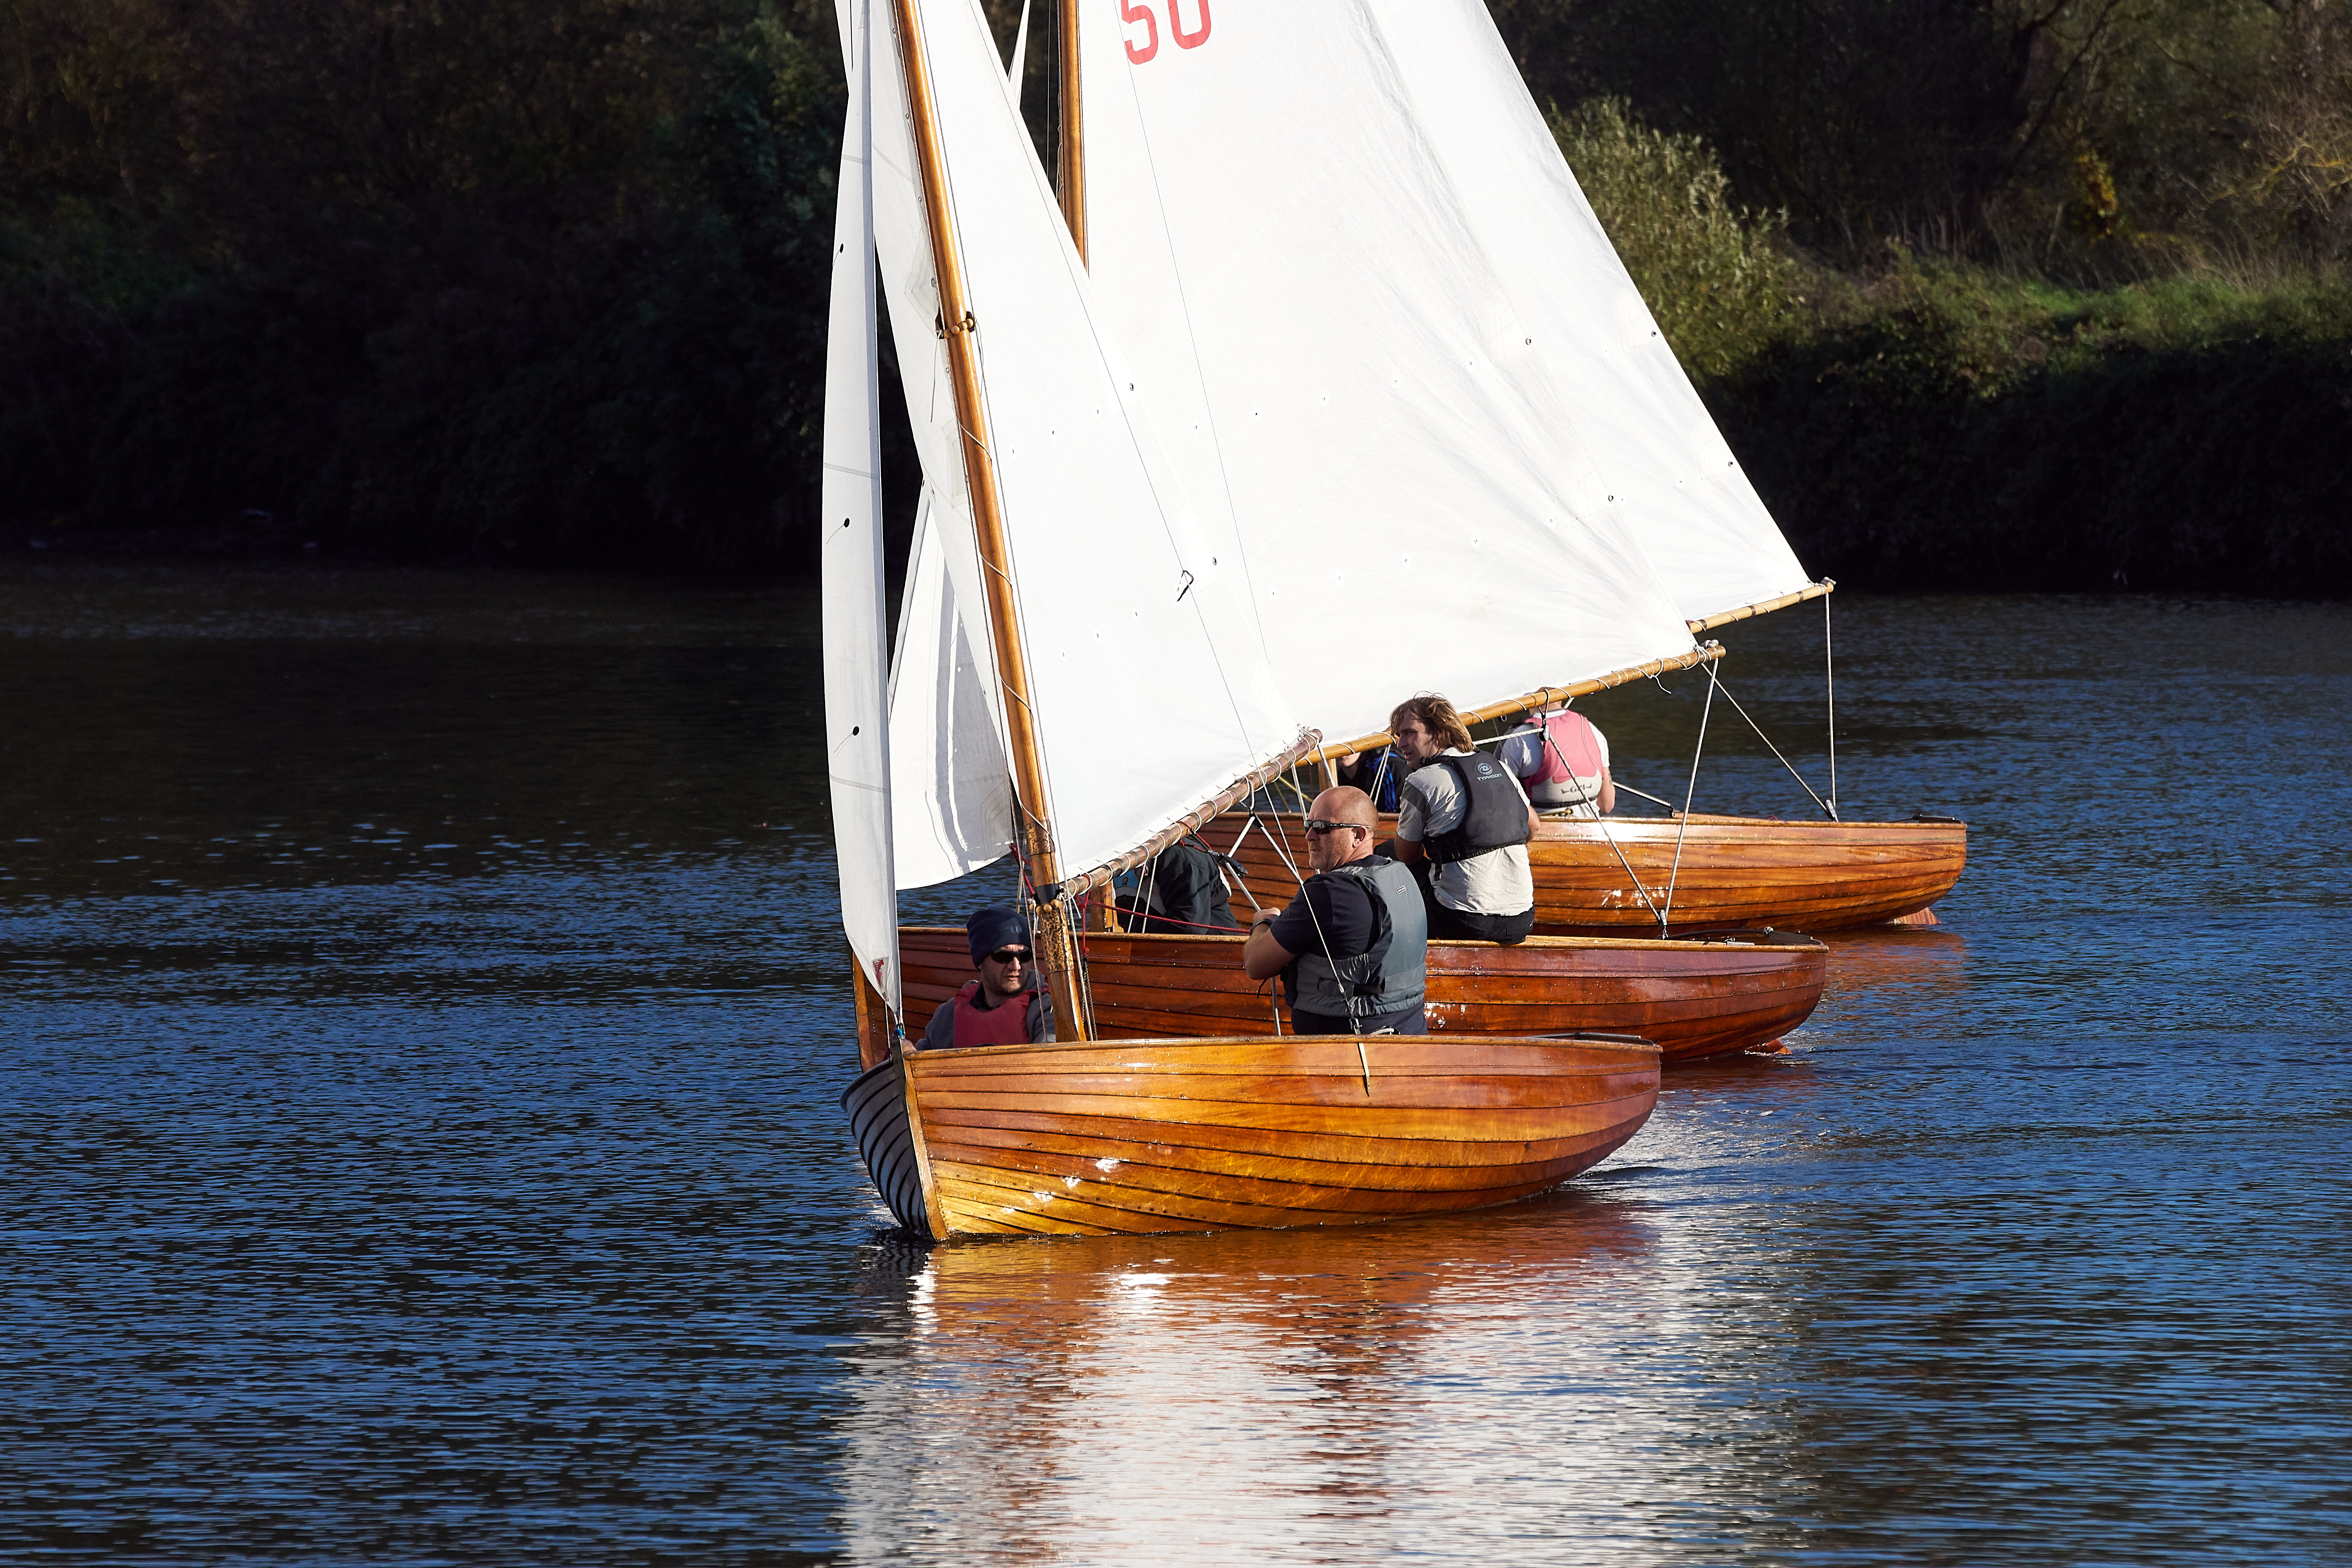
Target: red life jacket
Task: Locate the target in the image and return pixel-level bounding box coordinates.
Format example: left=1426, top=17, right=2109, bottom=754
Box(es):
left=1522, top=710, right=1605, bottom=786
left=948, top=980, right=1037, bottom=1047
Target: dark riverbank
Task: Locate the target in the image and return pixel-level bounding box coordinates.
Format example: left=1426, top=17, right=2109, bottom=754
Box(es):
left=11, top=262, right=2347, bottom=594
left=7, top=1, right=2348, bottom=590
left=1715, top=268, right=2352, bottom=595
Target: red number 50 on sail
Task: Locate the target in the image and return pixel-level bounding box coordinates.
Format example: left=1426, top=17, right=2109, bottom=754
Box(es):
left=1120, top=0, right=1210, bottom=64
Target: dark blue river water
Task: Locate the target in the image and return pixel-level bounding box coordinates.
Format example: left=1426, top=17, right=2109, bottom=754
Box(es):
left=4, top=563, right=2347, bottom=1565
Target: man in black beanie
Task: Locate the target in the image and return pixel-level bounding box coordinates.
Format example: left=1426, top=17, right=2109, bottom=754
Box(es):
left=918, top=904, right=1057, bottom=1049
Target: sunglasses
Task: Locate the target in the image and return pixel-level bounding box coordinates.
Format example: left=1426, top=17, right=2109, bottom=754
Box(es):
left=1304, top=819, right=1363, bottom=837
left=984, top=947, right=1033, bottom=965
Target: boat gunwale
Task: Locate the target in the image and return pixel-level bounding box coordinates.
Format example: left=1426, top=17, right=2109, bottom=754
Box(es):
left=895, top=924, right=1831, bottom=956
left=894, top=1030, right=1665, bottom=1065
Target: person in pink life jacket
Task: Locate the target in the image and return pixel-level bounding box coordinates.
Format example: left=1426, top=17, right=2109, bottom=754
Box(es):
left=1497, top=704, right=1617, bottom=817
left=918, top=904, right=1056, bottom=1049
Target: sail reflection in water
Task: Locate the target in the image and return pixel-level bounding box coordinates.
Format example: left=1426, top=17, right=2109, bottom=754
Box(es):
left=834, top=1196, right=1793, bottom=1559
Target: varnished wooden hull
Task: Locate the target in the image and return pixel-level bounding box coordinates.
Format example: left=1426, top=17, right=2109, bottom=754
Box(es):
left=840, top=1033, right=1661, bottom=1240
left=1207, top=809, right=1966, bottom=935
left=879, top=925, right=1826, bottom=1066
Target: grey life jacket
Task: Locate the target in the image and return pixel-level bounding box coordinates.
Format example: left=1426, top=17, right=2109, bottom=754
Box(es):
left=1421, top=752, right=1532, bottom=865
left=1288, top=856, right=1428, bottom=1027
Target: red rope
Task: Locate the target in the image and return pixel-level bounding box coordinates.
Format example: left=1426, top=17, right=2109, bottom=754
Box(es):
left=1087, top=889, right=1249, bottom=935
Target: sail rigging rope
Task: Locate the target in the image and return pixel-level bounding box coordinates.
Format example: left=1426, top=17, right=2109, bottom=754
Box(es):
left=1825, top=590, right=1840, bottom=820
left=1610, top=781, right=1678, bottom=809
left=1476, top=709, right=1668, bottom=929
left=1661, top=661, right=1720, bottom=932
left=1258, top=805, right=1379, bottom=1034
left=1706, top=677, right=1837, bottom=820
left=1097, top=829, right=1252, bottom=933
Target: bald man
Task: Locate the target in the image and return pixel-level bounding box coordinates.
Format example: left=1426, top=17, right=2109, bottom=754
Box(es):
left=1242, top=786, right=1429, bottom=1036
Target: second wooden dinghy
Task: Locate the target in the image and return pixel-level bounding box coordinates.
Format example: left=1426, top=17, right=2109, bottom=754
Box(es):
left=1207, top=809, right=1965, bottom=936
left=842, top=1032, right=1662, bottom=1240
left=869, top=925, right=1826, bottom=1067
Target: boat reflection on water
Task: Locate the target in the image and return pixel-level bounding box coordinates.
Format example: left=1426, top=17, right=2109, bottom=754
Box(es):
left=1808, top=927, right=1969, bottom=1034
left=836, top=1195, right=1691, bottom=1559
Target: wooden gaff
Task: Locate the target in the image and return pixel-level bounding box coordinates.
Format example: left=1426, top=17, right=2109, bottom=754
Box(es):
left=1308, top=642, right=1725, bottom=767
left=889, top=0, right=1089, bottom=1038
left=1686, top=579, right=1835, bottom=634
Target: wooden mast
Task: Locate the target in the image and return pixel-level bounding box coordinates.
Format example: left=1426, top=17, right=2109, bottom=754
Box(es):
left=889, top=0, right=1090, bottom=1040
left=1055, top=0, right=1085, bottom=260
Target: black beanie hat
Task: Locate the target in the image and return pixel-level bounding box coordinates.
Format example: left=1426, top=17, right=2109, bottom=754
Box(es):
left=965, top=905, right=1031, bottom=965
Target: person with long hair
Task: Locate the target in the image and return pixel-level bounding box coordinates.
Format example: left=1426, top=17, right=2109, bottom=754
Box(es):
left=1385, top=693, right=1539, bottom=944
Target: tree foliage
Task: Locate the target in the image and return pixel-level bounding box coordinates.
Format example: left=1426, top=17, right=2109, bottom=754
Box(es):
left=1547, top=98, right=1800, bottom=379
left=1, top=0, right=2347, bottom=584
left=1498, top=0, right=2352, bottom=275
left=2, top=0, right=844, bottom=567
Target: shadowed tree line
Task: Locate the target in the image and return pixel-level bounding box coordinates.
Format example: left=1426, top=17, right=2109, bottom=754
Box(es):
left=4, top=0, right=846, bottom=568
left=1501, top=0, right=2352, bottom=274
left=4, top=0, right=2348, bottom=586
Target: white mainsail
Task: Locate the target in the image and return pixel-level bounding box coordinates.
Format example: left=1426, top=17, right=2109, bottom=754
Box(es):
left=847, top=0, right=1302, bottom=886
left=1077, top=0, right=1728, bottom=741
left=1365, top=0, right=1812, bottom=626
left=820, top=0, right=901, bottom=1009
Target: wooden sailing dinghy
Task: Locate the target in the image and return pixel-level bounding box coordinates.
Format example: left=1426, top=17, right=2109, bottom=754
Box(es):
left=1209, top=808, right=1966, bottom=936
left=842, top=1031, right=1659, bottom=1239
left=865, top=926, right=1825, bottom=1069
left=1060, top=0, right=1966, bottom=928
left=820, top=0, right=1663, bottom=1241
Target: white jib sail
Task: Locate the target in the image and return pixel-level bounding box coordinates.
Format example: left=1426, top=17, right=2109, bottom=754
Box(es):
left=1366, top=0, right=1811, bottom=625
left=1005, top=0, right=1030, bottom=93
left=820, top=0, right=902, bottom=1012
left=871, top=0, right=1300, bottom=879
left=887, top=487, right=1015, bottom=889
left=1078, top=0, right=1704, bottom=743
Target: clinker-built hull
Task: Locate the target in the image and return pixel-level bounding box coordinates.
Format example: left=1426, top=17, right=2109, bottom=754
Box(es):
left=871, top=926, right=1826, bottom=1066
left=1207, top=810, right=1966, bottom=935
left=841, top=1033, right=1661, bottom=1239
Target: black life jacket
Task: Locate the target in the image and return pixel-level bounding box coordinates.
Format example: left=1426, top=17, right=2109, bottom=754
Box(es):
left=1421, top=751, right=1532, bottom=865
left=1132, top=840, right=1237, bottom=933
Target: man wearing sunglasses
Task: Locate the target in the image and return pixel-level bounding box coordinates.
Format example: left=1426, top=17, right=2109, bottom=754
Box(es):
left=1241, top=786, right=1428, bottom=1036
left=918, top=904, right=1055, bottom=1049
